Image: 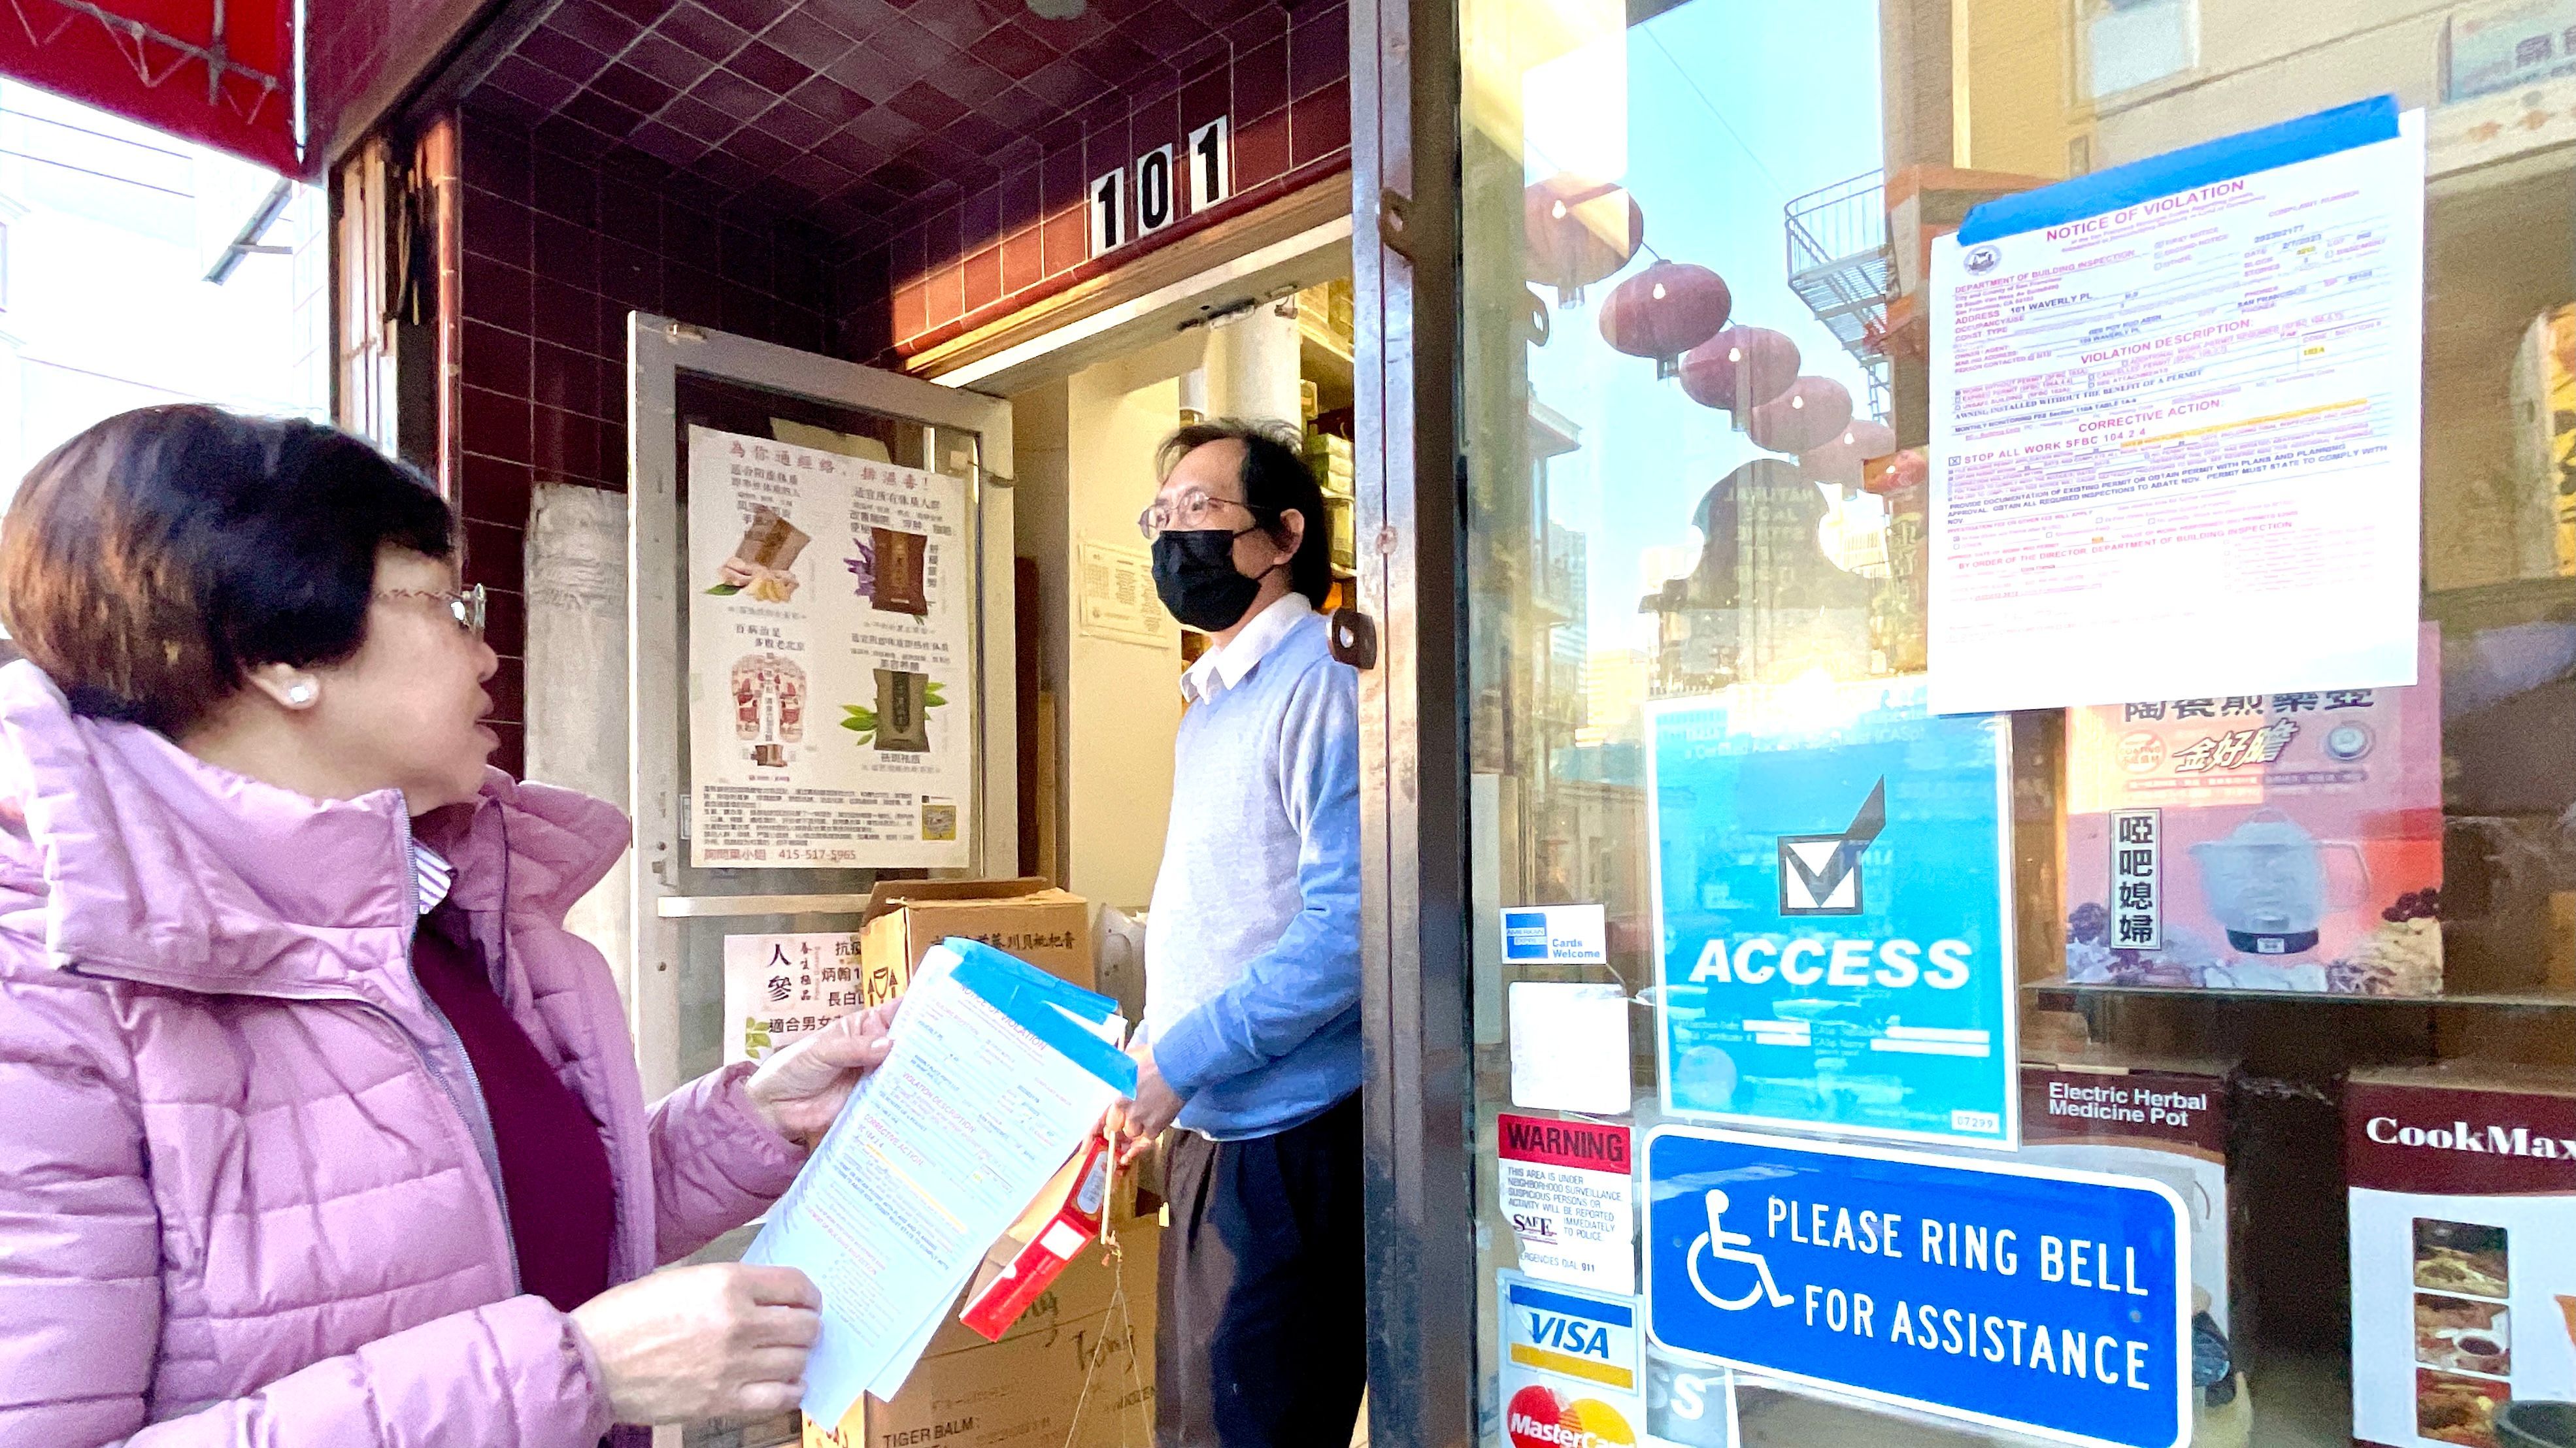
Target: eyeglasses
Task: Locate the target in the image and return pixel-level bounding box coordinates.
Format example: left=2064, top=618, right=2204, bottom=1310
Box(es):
left=378, top=584, right=486, bottom=638
left=1136, top=489, right=1271, bottom=541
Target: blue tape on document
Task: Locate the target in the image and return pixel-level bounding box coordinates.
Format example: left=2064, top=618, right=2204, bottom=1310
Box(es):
left=942, top=937, right=1139, bottom=1096
left=1956, top=95, right=2400, bottom=244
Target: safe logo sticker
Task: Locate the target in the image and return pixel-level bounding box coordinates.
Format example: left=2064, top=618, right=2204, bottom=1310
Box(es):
left=1507, top=1385, right=1636, bottom=1448
left=1777, top=778, right=1885, bottom=915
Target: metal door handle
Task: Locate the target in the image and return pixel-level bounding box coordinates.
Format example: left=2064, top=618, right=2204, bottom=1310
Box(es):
left=1329, top=606, right=1379, bottom=670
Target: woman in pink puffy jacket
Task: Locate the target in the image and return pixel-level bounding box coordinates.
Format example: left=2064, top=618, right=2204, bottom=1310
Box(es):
left=0, top=406, right=887, bottom=1447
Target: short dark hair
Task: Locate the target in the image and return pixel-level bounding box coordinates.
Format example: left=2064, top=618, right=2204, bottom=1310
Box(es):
left=1156, top=417, right=1334, bottom=607
left=0, top=406, right=456, bottom=737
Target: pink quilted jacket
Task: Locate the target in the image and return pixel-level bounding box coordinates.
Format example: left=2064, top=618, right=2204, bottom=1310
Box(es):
left=0, top=661, right=809, bottom=1446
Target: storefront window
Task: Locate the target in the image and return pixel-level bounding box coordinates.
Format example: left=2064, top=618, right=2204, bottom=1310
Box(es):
left=1458, top=3, right=2576, bottom=1446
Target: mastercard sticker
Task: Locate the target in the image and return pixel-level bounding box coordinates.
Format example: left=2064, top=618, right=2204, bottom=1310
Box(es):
left=1506, top=1385, right=1639, bottom=1448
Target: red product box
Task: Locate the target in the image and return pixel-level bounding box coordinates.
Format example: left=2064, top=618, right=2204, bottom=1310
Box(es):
left=959, top=1134, right=1116, bottom=1342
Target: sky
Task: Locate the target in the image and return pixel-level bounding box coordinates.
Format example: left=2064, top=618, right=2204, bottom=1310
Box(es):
left=1509, top=0, right=1886, bottom=653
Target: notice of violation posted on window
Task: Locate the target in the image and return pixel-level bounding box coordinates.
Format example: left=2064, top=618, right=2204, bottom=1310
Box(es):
left=1926, top=99, right=2426, bottom=716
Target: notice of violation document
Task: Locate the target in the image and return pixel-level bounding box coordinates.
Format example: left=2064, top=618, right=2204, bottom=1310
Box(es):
left=1927, top=96, right=2425, bottom=715
left=743, top=938, right=1135, bottom=1426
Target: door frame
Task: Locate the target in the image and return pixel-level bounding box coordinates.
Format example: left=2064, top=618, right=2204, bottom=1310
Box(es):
left=1350, top=0, right=1477, bottom=1443
left=624, top=312, right=1018, bottom=1098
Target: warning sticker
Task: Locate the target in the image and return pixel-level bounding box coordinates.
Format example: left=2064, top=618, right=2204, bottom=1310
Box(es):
left=1499, top=1114, right=1637, bottom=1294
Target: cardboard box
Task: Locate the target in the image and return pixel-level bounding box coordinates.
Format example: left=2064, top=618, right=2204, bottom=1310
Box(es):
left=2347, top=1068, right=2576, bottom=1448
left=804, top=1217, right=1161, bottom=1448
left=859, top=878, right=1092, bottom=1003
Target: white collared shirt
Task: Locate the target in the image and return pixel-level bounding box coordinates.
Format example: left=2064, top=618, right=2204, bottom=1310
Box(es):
left=1180, top=593, right=1314, bottom=704
left=412, top=842, right=455, bottom=918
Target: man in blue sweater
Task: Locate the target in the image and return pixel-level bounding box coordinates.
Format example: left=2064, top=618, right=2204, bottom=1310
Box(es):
left=1108, top=418, right=1363, bottom=1448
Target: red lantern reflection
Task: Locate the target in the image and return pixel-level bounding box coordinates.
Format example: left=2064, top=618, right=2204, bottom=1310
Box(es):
left=1677, top=325, right=1799, bottom=423
left=1599, top=261, right=1731, bottom=379
left=1798, top=418, right=1898, bottom=484
left=1524, top=174, right=1645, bottom=308
left=1747, top=376, right=1855, bottom=455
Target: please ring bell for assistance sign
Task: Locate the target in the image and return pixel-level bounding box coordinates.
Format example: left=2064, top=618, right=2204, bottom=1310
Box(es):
left=1644, top=1127, right=2191, bottom=1448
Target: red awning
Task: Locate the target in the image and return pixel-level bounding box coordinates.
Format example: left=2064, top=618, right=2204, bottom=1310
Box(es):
left=0, top=0, right=296, bottom=174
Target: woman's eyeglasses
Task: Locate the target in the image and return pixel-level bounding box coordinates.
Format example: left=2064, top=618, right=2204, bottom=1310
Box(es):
left=1136, top=490, right=1272, bottom=541
left=378, top=584, right=487, bottom=639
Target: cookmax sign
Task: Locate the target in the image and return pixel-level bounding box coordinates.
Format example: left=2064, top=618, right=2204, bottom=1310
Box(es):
left=2362, top=1114, right=2576, bottom=1158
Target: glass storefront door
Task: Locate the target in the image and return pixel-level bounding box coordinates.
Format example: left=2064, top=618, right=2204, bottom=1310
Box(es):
left=1448, top=3, right=2576, bottom=1446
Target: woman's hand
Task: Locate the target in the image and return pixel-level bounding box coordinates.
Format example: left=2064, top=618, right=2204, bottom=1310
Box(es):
left=743, top=1004, right=896, bottom=1148
left=569, top=1263, right=822, bottom=1424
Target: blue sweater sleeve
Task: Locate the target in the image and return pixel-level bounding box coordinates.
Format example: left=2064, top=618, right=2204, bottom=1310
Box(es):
left=1149, top=658, right=1363, bottom=1100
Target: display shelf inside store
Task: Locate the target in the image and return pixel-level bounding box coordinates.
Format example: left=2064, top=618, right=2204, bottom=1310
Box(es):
left=1297, top=304, right=1355, bottom=404
left=2425, top=572, right=2576, bottom=629
left=2024, top=975, right=2576, bottom=1009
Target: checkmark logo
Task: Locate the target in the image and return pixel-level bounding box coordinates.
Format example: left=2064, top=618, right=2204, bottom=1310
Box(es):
left=1776, top=779, right=1886, bottom=916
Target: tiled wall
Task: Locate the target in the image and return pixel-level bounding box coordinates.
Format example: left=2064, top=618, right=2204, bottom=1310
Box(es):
left=454, top=107, right=837, bottom=774
left=839, top=0, right=1350, bottom=360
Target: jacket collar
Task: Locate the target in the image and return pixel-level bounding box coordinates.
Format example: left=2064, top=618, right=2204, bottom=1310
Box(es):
left=0, top=661, right=627, bottom=999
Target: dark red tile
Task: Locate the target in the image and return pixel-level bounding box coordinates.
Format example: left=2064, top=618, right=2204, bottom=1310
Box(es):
left=974, top=20, right=1057, bottom=78
left=1290, top=7, right=1347, bottom=97
left=920, top=264, right=961, bottom=329
left=599, top=421, right=631, bottom=483
left=1234, top=105, right=1287, bottom=188
left=922, top=204, right=961, bottom=271
left=463, top=519, right=526, bottom=593
left=690, top=66, right=777, bottom=122
left=1130, top=85, right=1180, bottom=154
left=599, top=175, right=661, bottom=248
left=961, top=184, right=1001, bottom=252
left=658, top=2, right=752, bottom=60
left=531, top=148, right=600, bottom=226
left=1039, top=205, right=1085, bottom=275
left=1071, top=32, right=1160, bottom=88
left=466, top=115, right=536, bottom=202
left=520, top=25, right=613, bottom=83
left=1041, top=142, right=1085, bottom=210
left=1021, top=56, right=1096, bottom=109
left=481, top=589, right=527, bottom=662
left=810, top=0, right=901, bottom=38
left=599, top=239, right=660, bottom=310
left=488, top=721, right=524, bottom=781
left=592, top=61, right=679, bottom=116
left=533, top=406, right=603, bottom=482
left=888, top=80, right=967, bottom=129
left=532, top=340, right=600, bottom=416
left=767, top=101, right=844, bottom=153
left=785, top=73, right=872, bottom=125
left=905, top=0, right=1001, bottom=49
left=773, top=150, right=856, bottom=198
left=724, top=125, right=801, bottom=173
left=667, top=263, right=722, bottom=325
left=762, top=7, right=857, bottom=61
left=929, top=59, right=1012, bottom=110
left=463, top=188, right=533, bottom=270
left=728, top=39, right=809, bottom=93
left=658, top=93, right=739, bottom=142
left=485, top=656, right=524, bottom=724
left=534, top=278, right=602, bottom=354
left=485, top=56, right=582, bottom=114
left=826, top=44, right=916, bottom=103
left=630, top=122, right=709, bottom=167
left=621, top=31, right=714, bottom=88
left=1291, top=77, right=1348, bottom=163
left=552, top=0, right=646, bottom=57
left=997, top=163, right=1039, bottom=236
left=464, top=320, right=533, bottom=396
left=464, top=252, right=535, bottom=334
left=892, top=278, right=925, bottom=338
left=962, top=244, right=1000, bottom=311
left=1235, top=37, right=1286, bottom=119
left=563, top=89, right=644, bottom=142
left=999, top=226, right=1041, bottom=293
left=979, top=83, right=1053, bottom=133
left=463, top=388, right=532, bottom=465
left=460, top=453, right=533, bottom=526
left=533, top=114, right=618, bottom=162
left=718, top=224, right=773, bottom=289
left=597, top=295, right=637, bottom=360
left=667, top=205, right=722, bottom=261
left=694, top=0, right=777, bottom=32
left=595, top=0, right=673, bottom=24
left=1180, top=64, right=1228, bottom=133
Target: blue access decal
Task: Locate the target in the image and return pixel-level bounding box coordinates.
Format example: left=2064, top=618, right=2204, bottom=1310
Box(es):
left=1645, top=1127, right=2190, bottom=1448
left=1648, top=677, right=2016, bottom=1147
left=1956, top=95, right=2398, bottom=244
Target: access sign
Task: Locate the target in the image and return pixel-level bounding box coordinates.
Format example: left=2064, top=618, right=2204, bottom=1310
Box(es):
left=1643, top=1127, right=2189, bottom=1448
left=1647, top=676, right=2017, bottom=1147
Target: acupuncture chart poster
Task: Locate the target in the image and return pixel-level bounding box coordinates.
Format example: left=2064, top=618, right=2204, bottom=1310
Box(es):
left=686, top=424, right=972, bottom=868
left=1926, top=96, right=2426, bottom=716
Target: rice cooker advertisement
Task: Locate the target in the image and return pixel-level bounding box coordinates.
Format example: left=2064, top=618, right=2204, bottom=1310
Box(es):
left=1644, top=1126, right=2190, bottom=1448
left=1499, top=1272, right=1647, bottom=1448
left=1648, top=677, right=2017, bottom=1149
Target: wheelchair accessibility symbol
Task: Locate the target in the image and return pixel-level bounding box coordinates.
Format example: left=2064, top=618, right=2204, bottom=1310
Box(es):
left=1685, top=1190, right=1794, bottom=1310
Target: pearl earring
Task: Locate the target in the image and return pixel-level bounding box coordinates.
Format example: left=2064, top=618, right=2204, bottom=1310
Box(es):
left=286, top=682, right=315, bottom=705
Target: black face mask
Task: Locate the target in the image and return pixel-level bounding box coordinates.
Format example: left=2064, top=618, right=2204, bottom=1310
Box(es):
left=1152, top=527, right=1275, bottom=633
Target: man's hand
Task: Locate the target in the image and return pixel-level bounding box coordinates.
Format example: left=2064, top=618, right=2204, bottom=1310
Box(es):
left=743, top=1003, right=896, bottom=1149
left=1109, top=1039, right=1184, bottom=1166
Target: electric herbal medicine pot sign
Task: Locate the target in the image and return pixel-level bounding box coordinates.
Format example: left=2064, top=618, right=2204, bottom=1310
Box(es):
left=1647, top=676, right=2018, bottom=1148
left=1644, top=1127, right=2190, bottom=1448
